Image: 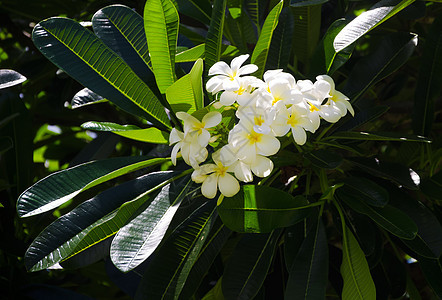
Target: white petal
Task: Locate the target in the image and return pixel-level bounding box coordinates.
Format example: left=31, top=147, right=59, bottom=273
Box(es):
left=220, top=91, right=237, bottom=106
left=171, top=143, right=181, bottom=165
left=203, top=111, right=222, bottom=128
left=251, top=156, right=273, bottom=177
left=234, top=161, right=253, bottom=182
left=256, top=135, right=280, bottom=156
left=197, top=129, right=211, bottom=147
left=236, top=142, right=257, bottom=162
left=176, top=111, right=199, bottom=124
left=237, top=64, right=258, bottom=76
left=314, top=79, right=332, bottom=99
left=169, top=128, right=183, bottom=145
left=316, top=75, right=335, bottom=91
left=209, top=61, right=231, bottom=76
left=292, top=126, right=307, bottom=145
left=192, top=164, right=216, bottom=183
left=201, top=173, right=218, bottom=199
left=320, top=106, right=341, bottom=123
left=206, top=76, right=225, bottom=93
left=223, top=78, right=241, bottom=91
left=230, top=54, right=249, bottom=72
left=218, top=173, right=240, bottom=197
left=219, top=145, right=238, bottom=166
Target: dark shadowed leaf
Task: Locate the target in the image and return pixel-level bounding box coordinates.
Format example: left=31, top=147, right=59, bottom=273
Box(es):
left=305, top=149, right=343, bottom=169
left=204, top=0, right=227, bottom=71
left=340, top=177, right=389, bottom=207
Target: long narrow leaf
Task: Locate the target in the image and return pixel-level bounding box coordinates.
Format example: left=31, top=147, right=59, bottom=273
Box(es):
left=205, top=0, right=227, bottom=70
left=24, top=171, right=177, bottom=271
left=144, top=0, right=179, bottom=93
left=17, top=156, right=168, bottom=217
left=71, top=88, right=106, bottom=109
left=175, top=0, right=212, bottom=25
left=340, top=225, right=376, bottom=299
left=110, top=178, right=192, bottom=272
left=334, top=0, right=416, bottom=52
left=32, top=18, right=170, bottom=129
left=251, top=0, right=283, bottom=78
left=0, top=69, right=26, bottom=89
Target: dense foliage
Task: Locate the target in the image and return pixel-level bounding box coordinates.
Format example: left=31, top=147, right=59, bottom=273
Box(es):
left=2, top=0, right=442, bottom=299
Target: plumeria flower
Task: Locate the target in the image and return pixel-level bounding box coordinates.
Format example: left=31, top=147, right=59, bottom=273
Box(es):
left=316, top=75, right=354, bottom=117
left=228, top=121, right=280, bottom=163
left=206, top=54, right=258, bottom=94
left=236, top=96, right=277, bottom=135
left=176, top=111, right=222, bottom=147
left=169, top=128, right=208, bottom=167
left=234, top=155, right=274, bottom=182
left=218, top=76, right=261, bottom=107
left=191, top=147, right=240, bottom=199
left=272, top=102, right=316, bottom=145
left=259, top=70, right=303, bottom=106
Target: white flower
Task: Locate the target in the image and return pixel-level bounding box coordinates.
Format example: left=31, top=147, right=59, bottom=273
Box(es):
left=206, top=54, right=258, bottom=94
left=228, top=121, right=280, bottom=163
left=218, top=76, right=261, bottom=107
left=191, top=148, right=240, bottom=199
left=259, top=70, right=303, bottom=106
left=169, top=128, right=208, bottom=167
left=176, top=111, right=222, bottom=147
left=316, top=75, right=354, bottom=118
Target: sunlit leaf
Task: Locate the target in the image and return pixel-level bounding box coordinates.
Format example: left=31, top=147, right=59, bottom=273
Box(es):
left=0, top=69, right=27, bottom=89
left=326, top=131, right=431, bottom=143
left=71, top=88, right=106, bottom=109
left=205, top=0, right=227, bottom=70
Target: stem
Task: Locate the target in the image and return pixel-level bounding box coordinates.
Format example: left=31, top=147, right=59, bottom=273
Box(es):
left=332, top=197, right=347, bottom=239
left=305, top=170, right=312, bottom=195
left=318, top=169, right=329, bottom=193
left=315, top=123, right=334, bottom=141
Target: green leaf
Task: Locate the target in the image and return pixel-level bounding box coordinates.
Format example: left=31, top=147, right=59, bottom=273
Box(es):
left=251, top=0, right=283, bottom=78
left=179, top=219, right=231, bottom=299
left=340, top=177, right=389, bottom=207
left=326, top=131, right=431, bottom=143
left=340, top=225, right=376, bottom=300
left=217, top=185, right=311, bottom=233
left=0, top=136, right=13, bottom=154
left=32, top=18, right=170, bottom=129
left=285, top=212, right=328, bottom=300
left=244, top=0, right=260, bottom=29
left=346, top=157, right=418, bottom=190
left=333, top=0, right=416, bottom=52
left=175, top=44, right=205, bottom=62
left=144, top=0, right=179, bottom=93
left=305, top=149, right=343, bottom=169
left=418, top=256, right=442, bottom=298
left=111, top=178, right=191, bottom=272
left=135, top=200, right=217, bottom=300
left=333, top=106, right=389, bottom=132
left=412, top=12, right=442, bottom=135
left=81, top=121, right=141, bottom=132
left=222, top=230, right=282, bottom=300
left=92, top=5, right=154, bottom=84
left=205, top=0, right=227, bottom=70
left=265, top=7, right=294, bottom=70
left=338, top=191, right=417, bottom=239
left=17, top=156, right=168, bottom=217
left=166, top=58, right=204, bottom=114
left=310, top=19, right=353, bottom=76
left=290, top=4, right=321, bottom=64
left=284, top=221, right=306, bottom=270
left=71, top=88, right=106, bottom=109
left=420, top=171, right=442, bottom=200
left=0, top=69, right=26, bottom=89
left=175, top=0, right=212, bottom=25
left=343, top=32, right=417, bottom=103
left=24, top=171, right=177, bottom=271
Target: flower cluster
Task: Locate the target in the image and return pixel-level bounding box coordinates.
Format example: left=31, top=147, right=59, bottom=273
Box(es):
left=170, top=55, right=354, bottom=199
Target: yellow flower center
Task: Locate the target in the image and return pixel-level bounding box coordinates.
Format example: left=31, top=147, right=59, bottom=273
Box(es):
left=216, top=164, right=228, bottom=176
left=309, top=105, right=319, bottom=113
left=254, top=116, right=265, bottom=126
left=287, top=114, right=299, bottom=127
left=235, top=86, right=246, bottom=95
left=248, top=131, right=262, bottom=144
left=272, top=96, right=281, bottom=105
left=229, top=71, right=237, bottom=81
left=195, top=122, right=205, bottom=134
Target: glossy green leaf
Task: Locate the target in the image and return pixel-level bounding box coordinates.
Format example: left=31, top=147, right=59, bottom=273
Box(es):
left=144, top=0, right=179, bottom=93
left=92, top=5, right=154, bottom=84
left=291, top=4, right=321, bottom=63
left=340, top=225, right=376, bottom=300
left=166, top=58, right=203, bottom=114
left=305, top=149, right=343, bottom=169
left=179, top=219, right=231, bottom=299
left=205, top=0, right=227, bottom=70
left=175, top=0, right=212, bottom=25
left=24, top=171, right=176, bottom=271
left=338, top=190, right=417, bottom=239
left=251, top=0, right=283, bottom=78
left=202, top=277, right=224, bottom=300
left=420, top=171, right=442, bottom=200
left=418, top=256, right=442, bottom=298
left=222, top=230, right=282, bottom=300
left=333, top=106, right=389, bottom=132
left=326, top=131, right=431, bottom=143
left=412, top=12, right=442, bottom=136
left=343, top=32, right=417, bottom=103
left=333, top=0, right=416, bottom=52
left=17, top=156, right=168, bottom=217
left=0, top=69, right=26, bottom=89
left=135, top=200, right=217, bottom=300
left=310, top=19, right=353, bottom=76
left=346, top=157, right=418, bottom=190
left=265, top=7, right=294, bottom=70
left=285, top=212, right=328, bottom=300
left=389, top=187, right=442, bottom=258
left=81, top=121, right=140, bottom=132
left=32, top=18, right=170, bottom=129
left=218, top=185, right=311, bottom=233
left=175, top=44, right=205, bottom=62
left=111, top=178, right=191, bottom=272
left=71, top=88, right=106, bottom=109
left=284, top=221, right=307, bottom=270
left=340, top=177, right=389, bottom=207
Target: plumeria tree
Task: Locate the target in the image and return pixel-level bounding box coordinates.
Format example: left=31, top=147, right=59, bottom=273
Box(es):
left=8, top=0, right=442, bottom=299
